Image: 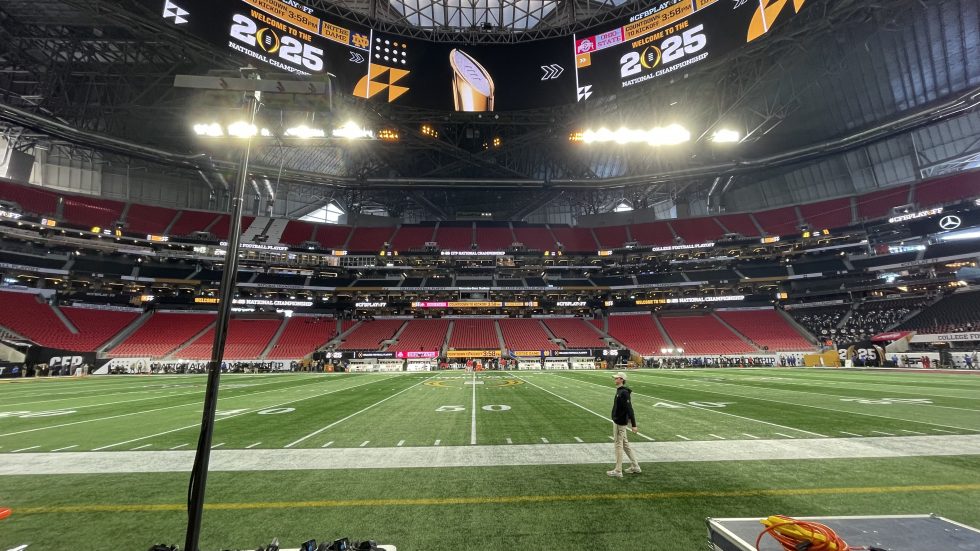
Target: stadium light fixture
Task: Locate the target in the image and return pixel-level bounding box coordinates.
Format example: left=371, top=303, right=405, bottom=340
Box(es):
left=581, top=124, right=690, bottom=146
left=711, top=129, right=741, bottom=143
left=227, top=120, right=258, bottom=138
left=193, top=123, right=223, bottom=137
left=284, top=125, right=327, bottom=139
left=333, top=121, right=374, bottom=139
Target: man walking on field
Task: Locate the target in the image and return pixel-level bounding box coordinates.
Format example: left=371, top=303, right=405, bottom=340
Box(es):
left=608, top=372, right=641, bottom=477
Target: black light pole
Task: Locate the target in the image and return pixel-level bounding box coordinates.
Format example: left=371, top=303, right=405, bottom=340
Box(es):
left=184, top=77, right=259, bottom=551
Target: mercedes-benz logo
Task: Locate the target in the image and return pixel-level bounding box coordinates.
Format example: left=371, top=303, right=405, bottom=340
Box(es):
left=939, top=215, right=962, bottom=230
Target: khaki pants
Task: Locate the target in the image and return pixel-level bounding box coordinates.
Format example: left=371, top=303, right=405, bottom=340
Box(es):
left=613, top=423, right=639, bottom=473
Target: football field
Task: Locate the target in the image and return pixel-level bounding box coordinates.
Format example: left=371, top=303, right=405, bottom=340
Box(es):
left=1, top=368, right=979, bottom=549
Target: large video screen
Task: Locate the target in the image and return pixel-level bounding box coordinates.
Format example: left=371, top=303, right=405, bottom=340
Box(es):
left=148, top=0, right=808, bottom=111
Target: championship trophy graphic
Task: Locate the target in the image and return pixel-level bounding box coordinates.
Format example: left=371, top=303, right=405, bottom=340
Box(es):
left=450, top=49, right=495, bottom=112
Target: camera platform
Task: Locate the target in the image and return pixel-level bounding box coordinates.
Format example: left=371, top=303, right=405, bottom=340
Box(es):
left=707, top=514, right=980, bottom=551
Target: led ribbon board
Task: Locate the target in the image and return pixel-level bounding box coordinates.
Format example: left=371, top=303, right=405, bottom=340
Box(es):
left=148, top=0, right=808, bottom=111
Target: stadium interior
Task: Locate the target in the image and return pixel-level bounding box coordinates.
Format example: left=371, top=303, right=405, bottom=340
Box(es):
left=0, top=0, right=979, bottom=549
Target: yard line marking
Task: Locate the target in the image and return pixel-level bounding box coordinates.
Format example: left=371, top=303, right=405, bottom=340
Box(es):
left=573, top=437, right=583, bottom=443
left=11, top=445, right=39, bottom=453
left=506, top=438, right=513, bottom=444
left=434, top=440, right=441, bottom=446
left=211, top=443, right=224, bottom=449
left=169, top=444, right=188, bottom=450
left=359, top=441, right=370, bottom=447
left=570, top=375, right=836, bottom=437
left=708, top=434, right=726, bottom=440
left=246, top=442, right=262, bottom=449
left=676, top=435, right=690, bottom=441
left=839, top=431, right=862, bottom=437
left=24, top=483, right=980, bottom=514
left=901, top=430, right=925, bottom=435
left=541, top=437, right=549, bottom=444
left=872, top=431, right=894, bottom=436
left=2, top=374, right=298, bottom=409
left=130, top=444, right=151, bottom=450
left=470, top=370, right=478, bottom=445
left=321, top=441, right=334, bottom=448
left=932, top=429, right=955, bottom=433
left=51, top=445, right=78, bottom=452
left=743, top=433, right=759, bottom=439
left=515, top=375, right=656, bottom=442
left=608, top=436, right=615, bottom=440
left=774, top=433, right=795, bottom=439
left=89, top=375, right=397, bottom=451
left=284, top=375, right=433, bottom=448
left=396, top=440, right=404, bottom=447
left=1, top=374, right=370, bottom=439
left=625, top=373, right=976, bottom=433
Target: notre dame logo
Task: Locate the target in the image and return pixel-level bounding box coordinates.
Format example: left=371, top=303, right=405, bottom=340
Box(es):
left=747, top=0, right=807, bottom=42
left=353, top=65, right=410, bottom=102
left=351, top=33, right=369, bottom=49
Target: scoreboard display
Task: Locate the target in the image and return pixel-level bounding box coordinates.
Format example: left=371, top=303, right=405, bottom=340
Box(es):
left=148, top=0, right=809, bottom=111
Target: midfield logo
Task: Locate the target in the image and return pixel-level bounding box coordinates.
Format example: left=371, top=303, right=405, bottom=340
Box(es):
left=353, top=65, right=410, bottom=102
left=162, top=0, right=189, bottom=25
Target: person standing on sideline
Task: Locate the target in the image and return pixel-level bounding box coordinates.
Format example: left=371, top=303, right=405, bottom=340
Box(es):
left=608, top=372, right=641, bottom=477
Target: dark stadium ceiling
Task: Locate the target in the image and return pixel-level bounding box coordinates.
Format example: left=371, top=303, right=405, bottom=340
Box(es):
left=0, top=0, right=978, bottom=219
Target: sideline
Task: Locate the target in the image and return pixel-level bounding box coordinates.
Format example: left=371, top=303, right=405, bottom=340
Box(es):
left=2, top=434, right=978, bottom=475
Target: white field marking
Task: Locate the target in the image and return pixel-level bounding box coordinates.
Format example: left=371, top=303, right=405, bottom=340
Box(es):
left=396, top=440, right=404, bottom=447
left=774, top=433, right=795, bottom=439
left=676, top=435, right=690, bottom=441
left=626, top=372, right=977, bottom=432
left=686, top=371, right=980, bottom=402
left=743, top=433, right=759, bottom=439
left=608, top=436, right=615, bottom=440
left=246, top=442, right=262, bottom=449
left=569, top=373, right=831, bottom=438
left=541, top=437, right=549, bottom=443
left=470, top=371, right=477, bottom=445
left=359, top=441, right=369, bottom=447
left=12, top=445, right=39, bottom=452
left=90, top=375, right=397, bottom=451
left=51, top=445, right=77, bottom=452
left=1, top=374, right=291, bottom=405
left=321, top=441, right=334, bottom=448
left=932, top=428, right=955, bottom=433
left=0, top=373, right=351, bottom=439
left=130, top=444, right=151, bottom=450
left=434, top=440, right=441, bottom=446
left=507, top=437, right=513, bottom=444
left=515, top=375, right=656, bottom=441
left=872, top=431, right=895, bottom=436
left=901, top=429, right=925, bottom=435
left=211, top=443, right=224, bottom=449
left=709, top=434, right=726, bottom=440
left=573, top=437, right=583, bottom=443
left=169, top=443, right=188, bottom=450
left=839, top=431, right=862, bottom=437
left=284, top=375, right=434, bottom=448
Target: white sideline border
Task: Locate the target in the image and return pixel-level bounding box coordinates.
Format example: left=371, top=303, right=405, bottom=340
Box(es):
left=1, top=434, right=978, bottom=475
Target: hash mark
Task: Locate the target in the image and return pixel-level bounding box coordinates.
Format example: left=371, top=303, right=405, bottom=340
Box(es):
left=246, top=442, right=262, bottom=449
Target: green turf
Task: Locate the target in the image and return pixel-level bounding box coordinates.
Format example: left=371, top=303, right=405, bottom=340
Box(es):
left=1, top=368, right=979, bottom=549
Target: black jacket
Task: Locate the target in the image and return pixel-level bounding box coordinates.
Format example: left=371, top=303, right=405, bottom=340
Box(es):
left=611, top=385, right=636, bottom=427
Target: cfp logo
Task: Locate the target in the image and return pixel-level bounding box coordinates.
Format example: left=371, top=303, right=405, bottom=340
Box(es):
left=49, top=356, right=85, bottom=368
left=162, top=0, right=189, bottom=24
left=747, top=0, right=807, bottom=42
left=353, top=65, right=410, bottom=102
